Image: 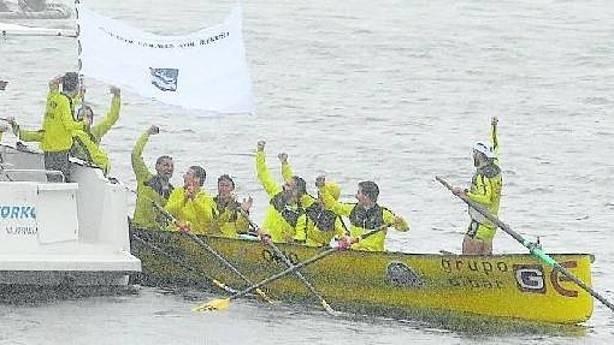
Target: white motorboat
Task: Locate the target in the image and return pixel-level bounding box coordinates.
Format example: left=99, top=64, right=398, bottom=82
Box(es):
left=0, top=143, right=141, bottom=286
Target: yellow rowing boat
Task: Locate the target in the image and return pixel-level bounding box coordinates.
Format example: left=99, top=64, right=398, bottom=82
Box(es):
left=131, top=229, right=593, bottom=324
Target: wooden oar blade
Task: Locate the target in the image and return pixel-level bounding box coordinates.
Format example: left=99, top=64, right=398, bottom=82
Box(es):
left=193, top=298, right=231, bottom=312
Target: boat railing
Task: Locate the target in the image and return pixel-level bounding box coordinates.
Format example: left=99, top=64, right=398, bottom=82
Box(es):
left=0, top=167, right=65, bottom=182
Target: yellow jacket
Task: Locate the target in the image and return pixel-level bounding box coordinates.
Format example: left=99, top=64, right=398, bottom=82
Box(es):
left=71, top=94, right=120, bottom=168
left=281, top=161, right=345, bottom=247
left=213, top=197, right=250, bottom=238
left=319, top=186, right=409, bottom=251
left=131, top=131, right=173, bottom=230
left=165, top=187, right=216, bottom=235
left=467, top=122, right=503, bottom=227
left=40, top=90, right=85, bottom=152
left=71, top=130, right=110, bottom=174
left=256, top=150, right=306, bottom=243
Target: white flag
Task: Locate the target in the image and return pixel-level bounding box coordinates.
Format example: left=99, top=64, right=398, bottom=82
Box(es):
left=77, top=5, right=254, bottom=114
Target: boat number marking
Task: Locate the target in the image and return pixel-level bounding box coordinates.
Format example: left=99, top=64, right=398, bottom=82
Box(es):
left=513, top=261, right=579, bottom=297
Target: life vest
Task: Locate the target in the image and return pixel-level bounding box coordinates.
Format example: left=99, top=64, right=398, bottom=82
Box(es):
left=349, top=204, right=385, bottom=229
left=305, top=202, right=337, bottom=232
left=468, top=163, right=502, bottom=226
left=144, top=175, right=174, bottom=200
left=270, top=192, right=302, bottom=227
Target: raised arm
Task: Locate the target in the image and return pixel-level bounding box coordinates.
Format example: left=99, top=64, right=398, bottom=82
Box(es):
left=255, top=141, right=282, bottom=197
left=316, top=176, right=353, bottom=217
left=490, top=116, right=500, bottom=162
left=91, top=86, right=121, bottom=141
left=131, top=126, right=156, bottom=183
left=278, top=152, right=294, bottom=183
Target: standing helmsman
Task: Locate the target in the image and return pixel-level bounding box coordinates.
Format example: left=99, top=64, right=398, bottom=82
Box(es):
left=452, top=117, right=502, bottom=255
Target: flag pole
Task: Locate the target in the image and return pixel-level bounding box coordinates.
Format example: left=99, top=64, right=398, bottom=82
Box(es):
left=74, top=0, right=84, bottom=117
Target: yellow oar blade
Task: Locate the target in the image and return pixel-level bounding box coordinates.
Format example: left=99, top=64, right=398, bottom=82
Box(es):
left=193, top=298, right=231, bottom=312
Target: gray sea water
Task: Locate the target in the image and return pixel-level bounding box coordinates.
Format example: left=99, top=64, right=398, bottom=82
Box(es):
left=1, top=0, right=613, bottom=343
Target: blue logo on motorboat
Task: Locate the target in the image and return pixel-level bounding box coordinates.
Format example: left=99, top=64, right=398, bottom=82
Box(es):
left=0, top=205, right=36, bottom=219
left=149, top=67, right=178, bottom=92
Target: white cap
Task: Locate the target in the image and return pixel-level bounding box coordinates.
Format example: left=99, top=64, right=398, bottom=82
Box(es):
left=473, top=141, right=495, bottom=159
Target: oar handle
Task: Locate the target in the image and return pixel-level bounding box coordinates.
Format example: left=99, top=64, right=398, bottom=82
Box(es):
left=436, top=176, right=614, bottom=313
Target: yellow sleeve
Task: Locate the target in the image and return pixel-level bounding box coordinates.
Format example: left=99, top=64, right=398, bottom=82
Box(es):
left=18, top=128, right=44, bottom=142
left=293, top=214, right=307, bottom=243
left=281, top=161, right=294, bottom=183
left=467, top=175, right=493, bottom=205
left=383, top=208, right=409, bottom=232
left=72, top=130, right=110, bottom=174
left=334, top=217, right=348, bottom=237
left=131, top=132, right=153, bottom=184
left=318, top=185, right=353, bottom=216
left=256, top=150, right=282, bottom=197
left=91, top=94, right=120, bottom=142
left=164, top=188, right=186, bottom=219
left=193, top=194, right=214, bottom=219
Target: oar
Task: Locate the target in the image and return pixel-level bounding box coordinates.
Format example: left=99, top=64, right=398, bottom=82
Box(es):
left=239, top=209, right=337, bottom=315
left=150, top=201, right=274, bottom=304
left=131, top=233, right=238, bottom=294
left=194, top=225, right=388, bottom=312
left=436, top=176, right=614, bottom=312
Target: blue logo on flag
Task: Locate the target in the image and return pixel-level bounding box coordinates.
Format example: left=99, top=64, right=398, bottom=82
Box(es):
left=149, top=68, right=178, bottom=92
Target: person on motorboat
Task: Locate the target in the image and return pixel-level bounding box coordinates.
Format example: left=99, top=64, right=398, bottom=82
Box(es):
left=165, top=165, right=216, bottom=235
left=255, top=140, right=308, bottom=244
left=131, top=125, right=174, bottom=230
left=213, top=174, right=253, bottom=238
left=452, top=117, right=502, bottom=255
left=278, top=152, right=346, bottom=247
left=68, top=86, right=121, bottom=174
left=8, top=73, right=85, bottom=182
left=317, top=176, right=409, bottom=252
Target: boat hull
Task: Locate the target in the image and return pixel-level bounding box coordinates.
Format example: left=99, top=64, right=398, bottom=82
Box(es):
left=132, top=229, right=593, bottom=324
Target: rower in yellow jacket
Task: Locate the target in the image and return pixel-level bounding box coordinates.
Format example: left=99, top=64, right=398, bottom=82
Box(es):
left=278, top=152, right=346, bottom=247
left=131, top=125, right=174, bottom=230
left=165, top=165, right=216, bottom=235
left=255, top=141, right=307, bottom=243
left=317, top=176, right=409, bottom=252
left=213, top=174, right=252, bottom=238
